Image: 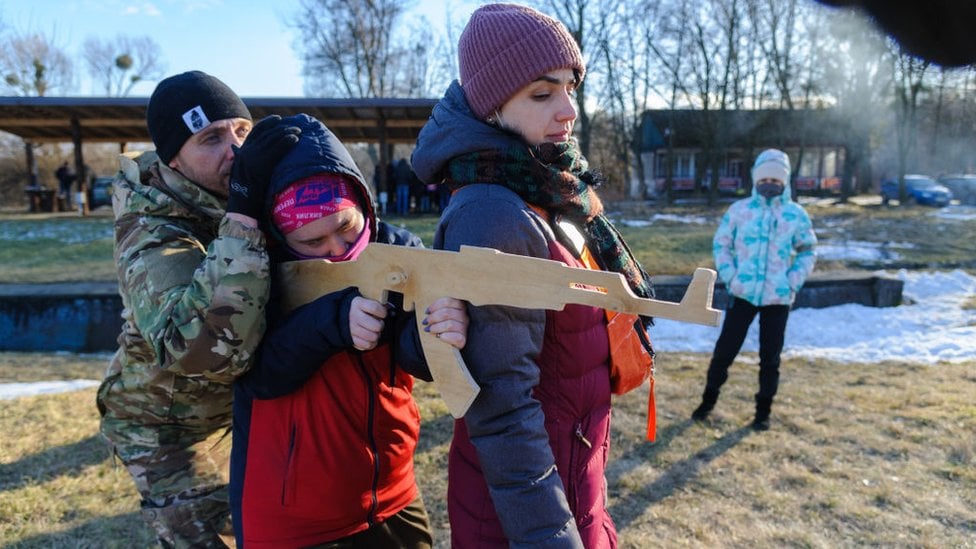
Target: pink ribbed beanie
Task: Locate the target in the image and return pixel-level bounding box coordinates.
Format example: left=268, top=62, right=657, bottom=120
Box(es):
left=458, top=3, right=585, bottom=120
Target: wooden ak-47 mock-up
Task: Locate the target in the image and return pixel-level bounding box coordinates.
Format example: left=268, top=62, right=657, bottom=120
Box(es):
left=277, top=243, right=721, bottom=419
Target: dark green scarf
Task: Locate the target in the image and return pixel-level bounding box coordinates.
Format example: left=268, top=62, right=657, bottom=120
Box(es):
left=443, top=139, right=654, bottom=302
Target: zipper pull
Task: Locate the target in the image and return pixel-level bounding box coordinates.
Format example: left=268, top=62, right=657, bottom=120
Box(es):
left=575, top=424, right=592, bottom=448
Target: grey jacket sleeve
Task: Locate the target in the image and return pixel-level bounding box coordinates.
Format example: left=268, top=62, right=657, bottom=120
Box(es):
left=435, top=185, right=583, bottom=548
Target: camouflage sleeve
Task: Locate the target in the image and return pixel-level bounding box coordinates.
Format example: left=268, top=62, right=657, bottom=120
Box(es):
left=117, top=216, right=270, bottom=383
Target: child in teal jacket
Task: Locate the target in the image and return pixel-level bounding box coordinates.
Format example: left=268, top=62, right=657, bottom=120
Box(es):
left=692, top=148, right=817, bottom=430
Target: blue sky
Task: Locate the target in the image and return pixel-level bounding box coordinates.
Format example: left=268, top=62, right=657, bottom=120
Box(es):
left=2, top=0, right=480, bottom=98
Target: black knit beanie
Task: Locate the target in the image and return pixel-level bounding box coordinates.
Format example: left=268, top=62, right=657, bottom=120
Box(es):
left=146, top=70, right=252, bottom=164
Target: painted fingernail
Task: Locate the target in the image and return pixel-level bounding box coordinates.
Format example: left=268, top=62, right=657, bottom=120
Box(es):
left=422, top=318, right=428, bottom=325
left=424, top=325, right=430, bottom=332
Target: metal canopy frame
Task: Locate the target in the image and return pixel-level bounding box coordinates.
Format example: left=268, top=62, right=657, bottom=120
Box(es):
left=0, top=96, right=437, bottom=144
left=1, top=95, right=437, bottom=214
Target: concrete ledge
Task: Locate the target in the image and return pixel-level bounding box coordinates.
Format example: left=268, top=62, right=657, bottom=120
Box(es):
left=0, top=282, right=120, bottom=353
left=650, top=270, right=903, bottom=310
left=0, top=272, right=903, bottom=352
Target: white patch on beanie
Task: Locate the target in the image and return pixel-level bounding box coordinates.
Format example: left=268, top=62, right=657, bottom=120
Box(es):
left=181, top=106, right=212, bottom=134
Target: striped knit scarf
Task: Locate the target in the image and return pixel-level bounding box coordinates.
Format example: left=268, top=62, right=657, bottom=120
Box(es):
left=443, top=139, right=654, bottom=301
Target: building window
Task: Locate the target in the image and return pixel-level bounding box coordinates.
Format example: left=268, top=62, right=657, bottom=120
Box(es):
left=655, top=152, right=696, bottom=178
left=823, top=150, right=837, bottom=176
left=726, top=158, right=744, bottom=178
left=797, top=151, right=820, bottom=178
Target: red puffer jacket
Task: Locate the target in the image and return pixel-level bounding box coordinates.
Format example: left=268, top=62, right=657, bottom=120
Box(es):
left=238, top=343, right=420, bottom=547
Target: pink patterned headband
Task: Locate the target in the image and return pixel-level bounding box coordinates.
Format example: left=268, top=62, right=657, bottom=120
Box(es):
left=272, top=174, right=359, bottom=235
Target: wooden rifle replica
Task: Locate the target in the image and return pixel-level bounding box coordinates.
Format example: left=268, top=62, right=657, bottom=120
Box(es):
left=277, top=243, right=721, bottom=419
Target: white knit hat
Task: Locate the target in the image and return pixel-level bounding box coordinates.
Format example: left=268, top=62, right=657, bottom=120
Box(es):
left=751, top=149, right=791, bottom=184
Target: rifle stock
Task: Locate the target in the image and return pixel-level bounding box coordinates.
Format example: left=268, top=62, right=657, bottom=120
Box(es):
left=276, top=243, right=721, bottom=418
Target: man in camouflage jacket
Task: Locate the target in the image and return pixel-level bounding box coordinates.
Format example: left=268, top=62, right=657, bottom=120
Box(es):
left=96, top=71, right=299, bottom=548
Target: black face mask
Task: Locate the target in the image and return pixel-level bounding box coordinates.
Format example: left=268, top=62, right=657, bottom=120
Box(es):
left=757, top=181, right=785, bottom=198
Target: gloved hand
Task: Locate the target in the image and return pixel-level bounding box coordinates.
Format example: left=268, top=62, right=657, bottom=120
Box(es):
left=226, top=115, right=302, bottom=219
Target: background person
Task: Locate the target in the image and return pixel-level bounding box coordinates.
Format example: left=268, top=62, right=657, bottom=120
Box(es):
left=412, top=4, right=655, bottom=547
left=394, top=158, right=413, bottom=215
left=230, top=113, right=467, bottom=548
left=55, top=161, right=75, bottom=209
left=96, top=70, right=300, bottom=548
left=691, top=148, right=817, bottom=431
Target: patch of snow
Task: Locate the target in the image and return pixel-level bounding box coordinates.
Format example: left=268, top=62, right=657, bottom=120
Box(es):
left=650, top=269, right=976, bottom=365
left=0, top=379, right=100, bottom=400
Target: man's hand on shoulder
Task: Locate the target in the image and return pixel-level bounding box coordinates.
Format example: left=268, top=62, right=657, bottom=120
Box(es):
left=226, top=115, right=302, bottom=220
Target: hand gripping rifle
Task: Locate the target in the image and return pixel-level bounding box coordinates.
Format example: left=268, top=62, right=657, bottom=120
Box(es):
left=277, top=243, right=721, bottom=419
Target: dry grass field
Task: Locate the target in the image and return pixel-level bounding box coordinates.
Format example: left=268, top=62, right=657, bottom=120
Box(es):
left=2, top=200, right=975, bottom=547
left=1, top=351, right=974, bottom=548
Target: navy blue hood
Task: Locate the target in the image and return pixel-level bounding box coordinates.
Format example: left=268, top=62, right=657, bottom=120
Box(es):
left=263, top=113, right=377, bottom=247
left=411, top=80, right=525, bottom=184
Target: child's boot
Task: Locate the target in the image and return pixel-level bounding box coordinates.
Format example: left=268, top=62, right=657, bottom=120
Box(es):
left=691, top=388, right=719, bottom=421
left=752, top=396, right=773, bottom=431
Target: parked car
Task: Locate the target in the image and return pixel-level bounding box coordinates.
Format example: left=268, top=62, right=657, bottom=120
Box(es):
left=880, top=175, right=952, bottom=207
left=87, top=176, right=115, bottom=208
left=936, top=174, right=976, bottom=205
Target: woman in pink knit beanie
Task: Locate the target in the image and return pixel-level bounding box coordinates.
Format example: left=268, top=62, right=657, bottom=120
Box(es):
left=412, top=4, right=655, bottom=548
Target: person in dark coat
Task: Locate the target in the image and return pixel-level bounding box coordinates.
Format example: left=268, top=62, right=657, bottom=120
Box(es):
left=230, top=113, right=467, bottom=548
left=55, top=161, right=75, bottom=208
left=394, top=158, right=413, bottom=215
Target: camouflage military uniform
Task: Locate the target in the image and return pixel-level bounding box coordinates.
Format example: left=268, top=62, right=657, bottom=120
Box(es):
left=96, top=150, right=270, bottom=548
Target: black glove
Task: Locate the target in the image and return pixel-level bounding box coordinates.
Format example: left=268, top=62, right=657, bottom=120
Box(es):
left=226, top=115, right=302, bottom=218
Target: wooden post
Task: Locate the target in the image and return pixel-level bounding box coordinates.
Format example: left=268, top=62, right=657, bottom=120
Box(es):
left=24, top=141, right=39, bottom=204
left=71, top=117, right=89, bottom=216
left=378, top=117, right=388, bottom=203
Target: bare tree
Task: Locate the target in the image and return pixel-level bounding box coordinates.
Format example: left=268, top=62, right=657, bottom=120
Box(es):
left=821, top=6, right=890, bottom=198
left=645, top=0, right=693, bottom=204
left=595, top=0, right=666, bottom=198
left=292, top=0, right=449, bottom=195
left=750, top=0, right=800, bottom=109
left=424, top=5, right=464, bottom=94
left=0, top=31, right=73, bottom=96
left=750, top=1, right=843, bottom=201
left=740, top=0, right=771, bottom=109
left=678, top=0, right=744, bottom=205
left=0, top=29, right=73, bottom=193
left=747, top=0, right=802, bottom=197
left=797, top=5, right=828, bottom=194
left=395, top=16, right=460, bottom=99
left=292, top=0, right=423, bottom=98
left=889, top=45, right=931, bottom=205
left=535, top=0, right=595, bottom=157
left=82, top=35, right=166, bottom=97
left=919, top=68, right=976, bottom=174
